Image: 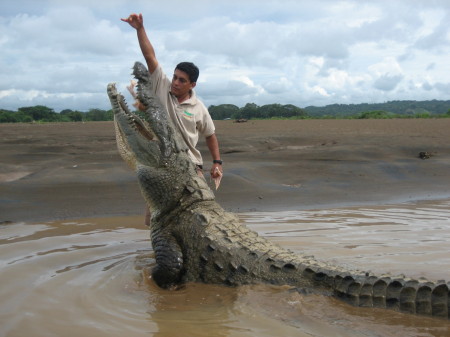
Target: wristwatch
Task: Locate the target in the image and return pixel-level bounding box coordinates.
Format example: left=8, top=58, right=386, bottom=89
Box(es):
left=213, top=159, right=223, bottom=165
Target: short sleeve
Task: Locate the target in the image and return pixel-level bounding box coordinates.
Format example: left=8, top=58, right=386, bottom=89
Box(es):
left=150, top=64, right=171, bottom=103
left=197, top=103, right=215, bottom=137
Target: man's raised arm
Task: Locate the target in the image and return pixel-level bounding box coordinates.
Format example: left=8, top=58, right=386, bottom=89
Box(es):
left=121, top=13, right=158, bottom=74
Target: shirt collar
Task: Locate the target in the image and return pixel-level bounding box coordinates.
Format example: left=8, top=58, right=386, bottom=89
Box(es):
left=171, top=89, right=198, bottom=106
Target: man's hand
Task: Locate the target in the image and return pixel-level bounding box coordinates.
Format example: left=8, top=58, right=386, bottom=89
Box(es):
left=121, top=13, right=143, bottom=30
left=210, top=163, right=223, bottom=179
left=210, top=163, right=223, bottom=190
left=121, top=13, right=158, bottom=73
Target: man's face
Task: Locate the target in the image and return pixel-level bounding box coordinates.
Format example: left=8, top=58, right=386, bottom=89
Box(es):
left=171, top=69, right=196, bottom=99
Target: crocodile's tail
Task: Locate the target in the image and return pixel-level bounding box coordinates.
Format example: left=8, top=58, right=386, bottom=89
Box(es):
left=301, top=265, right=449, bottom=319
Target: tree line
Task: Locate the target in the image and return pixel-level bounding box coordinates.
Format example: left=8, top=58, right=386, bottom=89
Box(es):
left=209, top=100, right=450, bottom=120
left=0, top=106, right=113, bottom=123
left=303, top=100, right=450, bottom=118
left=1, top=100, right=449, bottom=123
left=209, top=103, right=308, bottom=120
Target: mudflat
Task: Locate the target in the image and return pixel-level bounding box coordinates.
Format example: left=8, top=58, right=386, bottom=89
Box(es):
left=1, top=119, right=449, bottom=223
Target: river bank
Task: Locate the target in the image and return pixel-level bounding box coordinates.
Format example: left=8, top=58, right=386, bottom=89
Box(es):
left=1, top=119, right=449, bottom=222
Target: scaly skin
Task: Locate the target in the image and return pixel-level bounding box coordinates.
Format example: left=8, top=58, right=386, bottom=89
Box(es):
left=107, top=62, right=449, bottom=319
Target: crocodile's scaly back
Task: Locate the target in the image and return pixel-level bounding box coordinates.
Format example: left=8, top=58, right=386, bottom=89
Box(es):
left=107, top=62, right=449, bottom=320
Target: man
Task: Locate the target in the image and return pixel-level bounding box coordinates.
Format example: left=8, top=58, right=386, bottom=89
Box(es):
left=121, top=13, right=223, bottom=226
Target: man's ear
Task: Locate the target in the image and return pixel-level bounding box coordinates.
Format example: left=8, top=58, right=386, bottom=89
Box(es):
left=190, top=82, right=197, bottom=89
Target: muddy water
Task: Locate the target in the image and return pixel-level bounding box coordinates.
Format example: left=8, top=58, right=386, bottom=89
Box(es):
left=1, top=201, right=449, bottom=337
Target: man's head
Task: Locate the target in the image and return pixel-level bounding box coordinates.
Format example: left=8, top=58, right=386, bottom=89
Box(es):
left=176, top=62, right=199, bottom=83
left=170, top=62, right=199, bottom=100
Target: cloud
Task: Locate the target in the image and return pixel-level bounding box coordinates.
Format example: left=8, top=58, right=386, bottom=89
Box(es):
left=263, top=77, right=292, bottom=95
left=367, top=57, right=404, bottom=92
left=6, top=8, right=127, bottom=58
left=0, top=0, right=450, bottom=111
left=414, top=10, right=449, bottom=51
left=434, top=82, right=450, bottom=94
left=421, top=81, right=433, bottom=91
left=0, top=4, right=137, bottom=110
left=373, top=74, right=404, bottom=92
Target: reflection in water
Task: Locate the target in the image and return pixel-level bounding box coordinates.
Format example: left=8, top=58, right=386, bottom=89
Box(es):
left=242, top=200, right=450, bottom=281
left=0, top=201, right=449, bottom=337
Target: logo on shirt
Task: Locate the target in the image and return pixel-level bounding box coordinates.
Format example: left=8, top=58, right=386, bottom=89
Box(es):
left=182, top=110, right=193, bottom=120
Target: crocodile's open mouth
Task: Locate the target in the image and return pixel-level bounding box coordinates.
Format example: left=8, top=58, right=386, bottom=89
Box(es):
left=107, top=82, right=160, bottom=170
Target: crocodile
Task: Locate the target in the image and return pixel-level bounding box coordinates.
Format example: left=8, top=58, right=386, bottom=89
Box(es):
left=107, top=61, right=449, bottom=320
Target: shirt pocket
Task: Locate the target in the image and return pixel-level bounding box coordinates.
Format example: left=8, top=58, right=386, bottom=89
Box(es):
left=179, top=108, right=198, bottom=134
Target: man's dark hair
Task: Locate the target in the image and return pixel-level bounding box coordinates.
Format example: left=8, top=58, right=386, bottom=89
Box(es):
left=175, top=62, right=199, bottom=83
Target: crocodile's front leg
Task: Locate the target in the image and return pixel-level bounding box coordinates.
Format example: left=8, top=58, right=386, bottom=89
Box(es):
left=151, top=230, right=184, bottom=288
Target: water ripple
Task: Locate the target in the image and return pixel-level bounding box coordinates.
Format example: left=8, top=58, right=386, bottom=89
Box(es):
left=1, top=203, right=449, bottom=336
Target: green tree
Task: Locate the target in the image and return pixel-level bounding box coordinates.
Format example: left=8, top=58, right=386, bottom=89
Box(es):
left=358, top=110, right=393, bottom=119
left=209, top=104, right=239, bottom=120
left=60, top=109, right=84, bottom=122
left=0, top=109, right=35, bottom=123
left=238, top=103, right=259, bottom=119
left=18, top=105, right=57, bottom=121
left=258, top=104, right=280, bottom=118
left=0, top=110, right=17, bottom=123
left=281, top=104, right=306, bottom=118
left=414, top=111, right=431, bottom=118
left=84, top=108, right=112, bottom=121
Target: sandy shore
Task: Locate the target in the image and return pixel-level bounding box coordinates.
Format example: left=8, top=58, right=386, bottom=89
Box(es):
left=1, top=119, right=450, bottom=223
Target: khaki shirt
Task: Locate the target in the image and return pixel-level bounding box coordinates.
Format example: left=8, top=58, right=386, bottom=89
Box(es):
left=150, top=65, right=215, bottom=165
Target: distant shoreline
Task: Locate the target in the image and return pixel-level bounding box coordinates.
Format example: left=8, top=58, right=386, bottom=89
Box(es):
left=2, top=99, right=450, bottom=123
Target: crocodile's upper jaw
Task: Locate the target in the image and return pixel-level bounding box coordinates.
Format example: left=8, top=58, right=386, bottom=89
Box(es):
left=107, top=82, right=182, bottom=214
left=107, top=83, right=159, bottom=171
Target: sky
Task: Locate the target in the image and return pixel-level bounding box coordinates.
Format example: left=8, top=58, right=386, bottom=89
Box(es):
left=1, top=0, right=449, bottom=112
